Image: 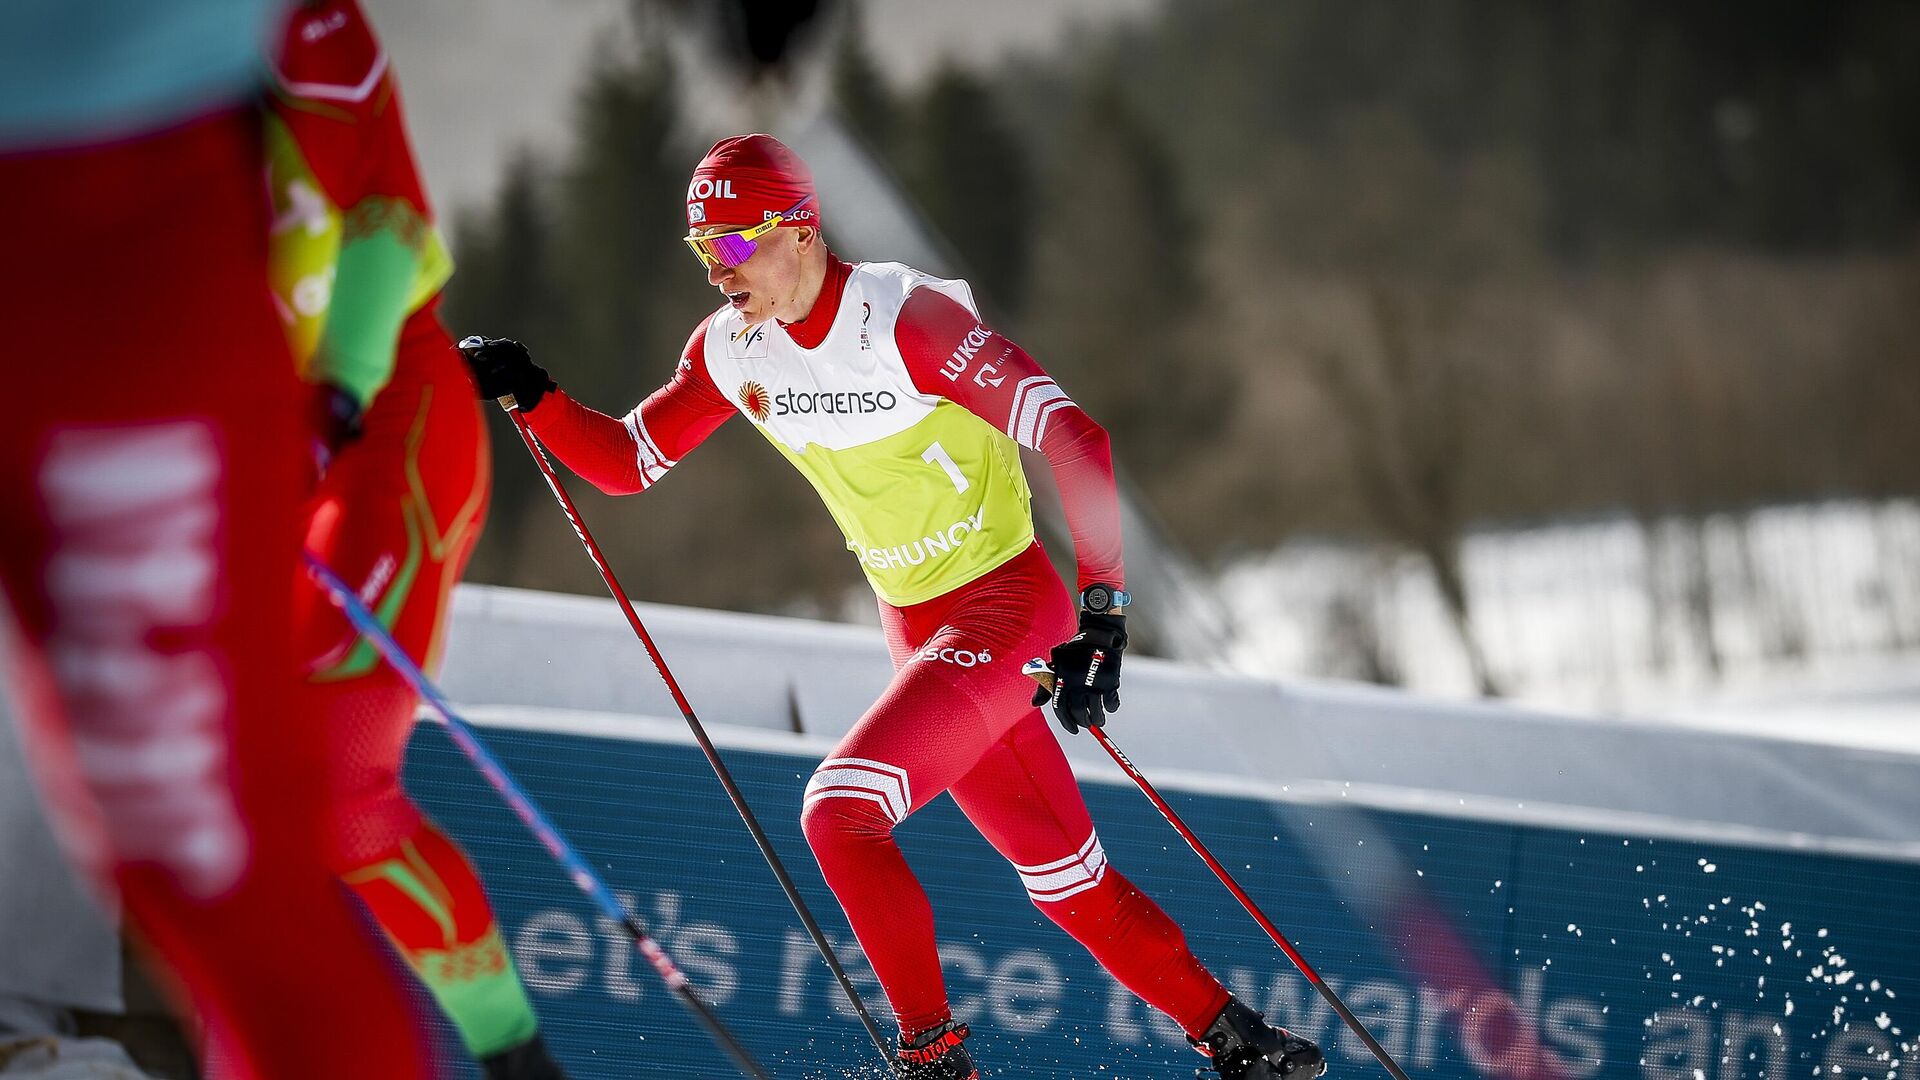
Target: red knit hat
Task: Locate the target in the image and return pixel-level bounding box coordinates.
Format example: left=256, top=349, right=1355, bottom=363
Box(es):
left=685, top=134, right=820, bottom=231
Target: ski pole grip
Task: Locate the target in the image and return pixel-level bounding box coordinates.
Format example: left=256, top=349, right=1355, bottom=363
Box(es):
left=1022, top=658, right=1056, bottom=694
left=453, top=336, right=522, bottom=413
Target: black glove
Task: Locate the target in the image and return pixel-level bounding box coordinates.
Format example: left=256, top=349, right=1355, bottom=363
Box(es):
left=1032, top=610, right=1127, bottom=735
left=458, top=335, right=554, bottom=412
left=309, top=382, right=363, bottom=480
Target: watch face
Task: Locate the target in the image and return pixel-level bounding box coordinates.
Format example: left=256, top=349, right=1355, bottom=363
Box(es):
left=1084, top=586, right=1112, bottom=612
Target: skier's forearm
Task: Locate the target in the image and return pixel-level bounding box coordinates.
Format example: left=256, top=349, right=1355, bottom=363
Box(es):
left=1038, top=410, right=1126, bottom=591
left=523, top=390, right=651, bottom=495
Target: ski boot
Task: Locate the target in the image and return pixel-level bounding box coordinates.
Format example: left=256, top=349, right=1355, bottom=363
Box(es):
left=480, top=1033, right=571, bottom=1080
left=1191, top=997, right=1327, bottom=1079
left=895, top=1020, right=979, bottom=1080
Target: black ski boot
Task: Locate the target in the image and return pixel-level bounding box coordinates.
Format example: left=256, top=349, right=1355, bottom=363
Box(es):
left=895, top=1020, right=979, bottom=1080
left=480, top=1033, right=571, bottom=1080
left=1191, top=997, right=1327, bottom=1079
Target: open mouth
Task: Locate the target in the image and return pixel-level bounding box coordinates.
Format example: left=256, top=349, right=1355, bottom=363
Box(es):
left=726, top=290, right=750, bottom=309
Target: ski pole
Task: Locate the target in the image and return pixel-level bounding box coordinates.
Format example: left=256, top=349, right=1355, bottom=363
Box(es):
left=489, top=389, right=902, bottom=1075
left=1026, top=662, right=1416, bottom=1080
left=304, top=553, right=773, bottom=1080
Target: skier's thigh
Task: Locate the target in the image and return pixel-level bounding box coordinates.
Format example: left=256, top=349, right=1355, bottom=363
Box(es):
left=817, top=664, right=1001, bottom=821
left=948, top=712, right=1098, bottom=868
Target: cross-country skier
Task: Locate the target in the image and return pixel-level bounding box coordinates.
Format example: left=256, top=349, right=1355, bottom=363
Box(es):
left=0, top=3, right=437, bottom=1077
left=460, top=134, right=1327, bottom=1080
left=268, top=3, right=568, bottom=1077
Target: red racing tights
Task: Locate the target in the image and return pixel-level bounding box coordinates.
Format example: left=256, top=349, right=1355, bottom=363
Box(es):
left=800, top=542, right=1231, bottom=1041
left=294, top=308, right=538, bottom=1059
left=0, top=111, right=434, bottom=1079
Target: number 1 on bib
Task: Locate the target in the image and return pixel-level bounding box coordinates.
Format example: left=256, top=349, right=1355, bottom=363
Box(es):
left=922, top=441, right=970, bottom=494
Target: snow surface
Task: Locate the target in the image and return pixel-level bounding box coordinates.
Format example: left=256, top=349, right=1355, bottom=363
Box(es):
left=1217, top=499, right=1920, bottom=743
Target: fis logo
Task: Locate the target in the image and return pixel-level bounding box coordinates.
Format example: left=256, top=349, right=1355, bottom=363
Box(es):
left=732, top=322, right=771, bottom=359
left=687, top=178, right=736, bottom=200
left=737, top=381, right=771, bottom=422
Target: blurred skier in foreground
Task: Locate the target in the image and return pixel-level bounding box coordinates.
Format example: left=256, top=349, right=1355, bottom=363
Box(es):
left=0, top=2, right=436, bottom=1076
left=266, top=2, right=565, bottom=1075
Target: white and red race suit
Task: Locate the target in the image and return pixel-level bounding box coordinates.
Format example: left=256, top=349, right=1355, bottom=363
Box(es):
left=523, top=257, right=1231, bottom=1040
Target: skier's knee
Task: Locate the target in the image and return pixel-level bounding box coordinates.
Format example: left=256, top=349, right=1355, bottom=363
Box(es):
left=1013, top=830, right=1112, bottom=912
left=801, top=756, right=909, bottom=850
left=800, top=792, right=897, bottom=851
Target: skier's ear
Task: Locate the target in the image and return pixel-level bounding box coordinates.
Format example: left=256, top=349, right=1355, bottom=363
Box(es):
left=794, top=225, right=820, bottom=252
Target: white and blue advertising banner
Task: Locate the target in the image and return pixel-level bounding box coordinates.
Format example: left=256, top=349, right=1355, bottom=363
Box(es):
left=405, top=713, right=1918, bottom=1080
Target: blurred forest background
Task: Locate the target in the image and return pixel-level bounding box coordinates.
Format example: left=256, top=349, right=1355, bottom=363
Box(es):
left=440, top=0, right=1920, bottom=709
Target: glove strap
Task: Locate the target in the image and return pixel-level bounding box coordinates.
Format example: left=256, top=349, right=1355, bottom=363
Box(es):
left=1077, top=608, right=1128, bottom=651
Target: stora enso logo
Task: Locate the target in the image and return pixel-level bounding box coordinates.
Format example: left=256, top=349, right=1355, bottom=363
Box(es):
left=737, top=381, right=771, bottom=422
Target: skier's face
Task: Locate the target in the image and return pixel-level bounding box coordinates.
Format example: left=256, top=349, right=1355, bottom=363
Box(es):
left=698, top=225, right=815, bottom=325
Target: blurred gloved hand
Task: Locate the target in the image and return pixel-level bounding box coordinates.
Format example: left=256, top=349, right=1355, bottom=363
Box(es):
left=309, top=381, right=362, bottom=481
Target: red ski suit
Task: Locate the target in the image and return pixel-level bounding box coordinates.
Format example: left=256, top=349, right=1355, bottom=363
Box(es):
left=271, top=0, right=490, bottom=870
left=271, top=1, right=540, bottom=1062
left=0, top=113, right=436, bottom=1079
left=524, top=257, right=1231, bottom=1040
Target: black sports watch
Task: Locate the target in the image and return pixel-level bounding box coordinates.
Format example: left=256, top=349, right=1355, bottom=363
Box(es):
left=1079, top=583, right=1131, bottom=616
